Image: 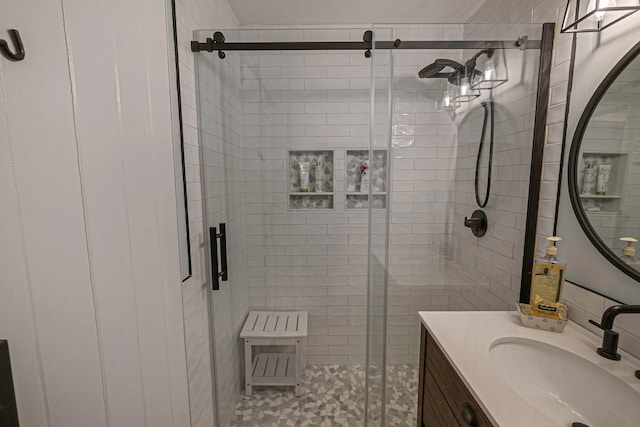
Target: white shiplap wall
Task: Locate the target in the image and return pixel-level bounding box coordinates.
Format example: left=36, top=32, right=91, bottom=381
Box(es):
left=62, top=0, right=191, bottom=424
left=0, top=2, right=107, bottom=425
left=1, top=0, right=192, bottom=426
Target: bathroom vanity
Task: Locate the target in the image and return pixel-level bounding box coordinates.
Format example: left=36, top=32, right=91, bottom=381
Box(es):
left=417, top=311, right=640, bottom=427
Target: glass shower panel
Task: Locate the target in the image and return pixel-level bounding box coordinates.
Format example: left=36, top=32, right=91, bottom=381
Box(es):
left=379, top=33, right=465, bottom=427
left=383, top=23, right=544, bottom=427
left=365, top=26, right=394, bottom=427
left=194, top=31, right=246, bottom=427
left=449, top=25, right=543, bottom=312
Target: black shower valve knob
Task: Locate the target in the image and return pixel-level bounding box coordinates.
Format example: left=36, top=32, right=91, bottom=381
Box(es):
left=464, top=209, right=487, bottom=238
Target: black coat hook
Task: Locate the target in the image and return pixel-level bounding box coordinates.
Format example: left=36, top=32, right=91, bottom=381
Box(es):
left=0, top=30, right=25, bottom=62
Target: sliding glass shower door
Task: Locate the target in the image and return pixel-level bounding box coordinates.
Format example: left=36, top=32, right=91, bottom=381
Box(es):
left=195, top=28, right=393, bottom=427
left=365, top=27, right=393, bottom=427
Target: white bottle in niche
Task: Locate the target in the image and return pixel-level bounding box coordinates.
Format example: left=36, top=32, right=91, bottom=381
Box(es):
left=314, top=161, right=323, bottom=192
left=596, top=160, right=612, bottom=195
left=582, top=161, right=597, bottom=195
left=299, top=162, right=310, bottom=192
left=360, top=161, right=369, bottom=193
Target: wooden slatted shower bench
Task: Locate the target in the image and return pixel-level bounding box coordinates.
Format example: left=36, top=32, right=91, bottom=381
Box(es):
left=240, top=311, right=308, bottom=396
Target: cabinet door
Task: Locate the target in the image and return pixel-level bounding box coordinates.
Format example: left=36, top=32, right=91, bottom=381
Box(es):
left=426, top=332, right=494, bottom=427
left=423, top=365, right=460, bottom=426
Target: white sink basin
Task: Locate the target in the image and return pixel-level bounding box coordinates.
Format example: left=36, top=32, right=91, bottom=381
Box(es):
left=490, top=337, right=640, bottom=427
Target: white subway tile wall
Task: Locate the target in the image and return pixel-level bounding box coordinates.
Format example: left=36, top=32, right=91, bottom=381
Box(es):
left=448, top=45, right=540, bottom=313
left=465, top=1, right=570, bottom=256
left=447, top=0, right=571, bottom=314
left=241, top=46, right=375, bottom=366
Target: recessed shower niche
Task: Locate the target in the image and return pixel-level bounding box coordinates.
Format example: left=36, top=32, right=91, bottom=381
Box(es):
left=345, top=149, right=388, bottom=210
left=288, top=150, right=334, bottom=210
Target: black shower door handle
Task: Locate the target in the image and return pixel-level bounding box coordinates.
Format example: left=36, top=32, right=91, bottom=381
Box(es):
left=209, top=223, right=228, bottom=291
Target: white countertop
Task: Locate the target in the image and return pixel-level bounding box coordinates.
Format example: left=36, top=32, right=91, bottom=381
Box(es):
left=418, top=311, right=640, bottom=427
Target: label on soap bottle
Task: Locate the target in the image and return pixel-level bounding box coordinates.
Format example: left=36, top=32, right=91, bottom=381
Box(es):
left=531, top=263, right=564, bottom=303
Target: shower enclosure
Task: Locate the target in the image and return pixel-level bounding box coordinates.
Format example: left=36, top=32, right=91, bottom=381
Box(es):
left=193, top=23, right=550, bottom=427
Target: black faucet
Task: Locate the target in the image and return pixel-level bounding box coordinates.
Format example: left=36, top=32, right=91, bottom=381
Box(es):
left=589, top=304, right=640, bottom=360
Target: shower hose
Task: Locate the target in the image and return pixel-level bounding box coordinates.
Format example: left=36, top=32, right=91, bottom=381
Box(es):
left=475, top=101, right=494, bottom=208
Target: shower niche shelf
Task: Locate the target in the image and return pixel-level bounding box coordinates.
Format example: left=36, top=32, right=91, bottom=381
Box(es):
left=287, top=150, right=334, bottom=211
left=345, top=149, right=388, bottom=210
left=578, top=151, right=629, bottom=214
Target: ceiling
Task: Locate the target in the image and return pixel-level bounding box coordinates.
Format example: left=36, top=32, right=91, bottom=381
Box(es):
left=227, top=0, right=486, bottom=26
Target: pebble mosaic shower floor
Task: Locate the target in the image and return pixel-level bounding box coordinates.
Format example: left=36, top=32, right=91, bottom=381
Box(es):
left=229, top=364, right=417, bottom=427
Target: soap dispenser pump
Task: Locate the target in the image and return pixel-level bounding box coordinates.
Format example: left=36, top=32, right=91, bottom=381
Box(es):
left=620, top=237, right=640, bottom=269
left=530, top=236, right=566, bottom=305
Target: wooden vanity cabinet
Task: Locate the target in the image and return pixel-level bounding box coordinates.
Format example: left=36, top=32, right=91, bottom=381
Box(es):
left=417, top=325, right=495, bottom=427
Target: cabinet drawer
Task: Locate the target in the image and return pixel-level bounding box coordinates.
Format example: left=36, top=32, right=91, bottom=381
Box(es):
left=425, top=331, right=493, bottom=427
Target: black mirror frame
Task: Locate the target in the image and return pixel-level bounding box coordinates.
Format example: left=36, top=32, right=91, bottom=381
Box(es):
left=567, top=40, right=640, bottom=284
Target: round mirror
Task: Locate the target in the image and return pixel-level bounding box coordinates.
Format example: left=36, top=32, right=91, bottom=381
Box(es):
left=568, top=42, right=640, bottom=282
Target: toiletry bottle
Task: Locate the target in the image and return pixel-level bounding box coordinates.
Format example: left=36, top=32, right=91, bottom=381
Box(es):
left=314, top=161, right=323, bottom=192
left=620, top=237, right=640, bottom=269
left=299, top=162, right=310, bottom=192
left=596, top=159, right=611, bottom=195
left=360, top=161, right=369, bottom=193
left=582, top=160, right=597, bottom=195
left=530, top=236, right=567, bottom=305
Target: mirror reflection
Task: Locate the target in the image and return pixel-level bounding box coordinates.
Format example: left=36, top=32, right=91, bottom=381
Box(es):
left=575, top=53, right=640, bottom=271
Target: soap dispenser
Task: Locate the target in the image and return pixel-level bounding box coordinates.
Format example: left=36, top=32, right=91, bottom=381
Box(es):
left=620, top=237, right=640, bottom=269
left=530, top=236, right=566, bottom=305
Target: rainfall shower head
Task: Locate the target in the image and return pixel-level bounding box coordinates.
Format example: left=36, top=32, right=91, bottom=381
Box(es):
left=419, top=49, right=495, bottom=86
left=418, top=59, right=462, bottom=80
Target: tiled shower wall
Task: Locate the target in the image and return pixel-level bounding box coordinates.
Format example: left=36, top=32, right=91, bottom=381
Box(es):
left=240, top=42, right=378, bottom=366
left=240, top=26, right=463, bottom=365
left=447, top=0, right=572, bottom=312
left=448, top=46, right=541, bottom=311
